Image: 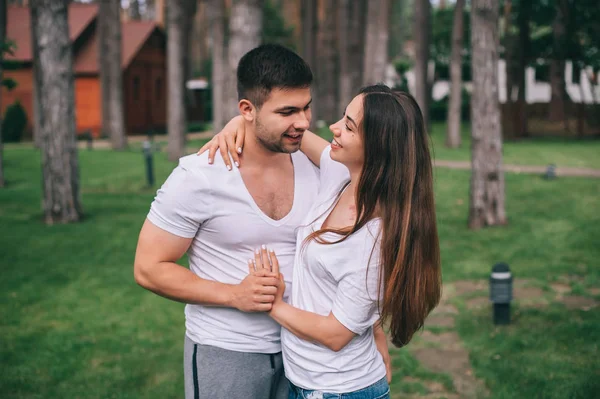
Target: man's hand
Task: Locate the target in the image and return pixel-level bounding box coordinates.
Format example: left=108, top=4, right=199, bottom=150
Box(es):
left=229, top=254, right=280, bottom=312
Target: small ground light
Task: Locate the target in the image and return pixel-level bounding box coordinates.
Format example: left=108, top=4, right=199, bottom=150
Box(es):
left=544, top=164, right=557, bottom=180
left=490, top=262, right=512, bottom=325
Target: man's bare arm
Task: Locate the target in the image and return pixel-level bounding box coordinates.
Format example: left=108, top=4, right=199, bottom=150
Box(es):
left=133, top=219, right=279, bottom=311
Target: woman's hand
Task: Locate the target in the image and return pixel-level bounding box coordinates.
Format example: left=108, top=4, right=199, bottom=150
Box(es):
left=197, top=115, right=246, bottom=170
left=251, top=246, right=285, bottom=310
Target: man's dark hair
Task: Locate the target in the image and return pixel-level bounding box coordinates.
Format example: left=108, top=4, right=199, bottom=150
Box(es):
left=237, top=44, right=313, bottom=108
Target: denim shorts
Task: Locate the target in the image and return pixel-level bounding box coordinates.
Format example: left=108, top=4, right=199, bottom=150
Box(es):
left=288, top=377, right=390, bottom=399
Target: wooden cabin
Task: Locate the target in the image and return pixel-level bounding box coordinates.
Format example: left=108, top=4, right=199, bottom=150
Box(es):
left=3, top=3, right=167, bottom=138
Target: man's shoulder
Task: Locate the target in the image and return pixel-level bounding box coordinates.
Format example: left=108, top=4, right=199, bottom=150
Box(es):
left=178, top=152, right=231, bottom=179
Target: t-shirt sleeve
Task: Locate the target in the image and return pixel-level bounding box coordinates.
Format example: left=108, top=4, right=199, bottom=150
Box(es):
left=147, top=162, right=213, bottom=238
left=319, top=146, right=350, bottom=188
left=331, top=226, right=382, bottom=335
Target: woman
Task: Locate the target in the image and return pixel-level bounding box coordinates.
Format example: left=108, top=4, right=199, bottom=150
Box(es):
left=201, top=85, right=441, bottom=398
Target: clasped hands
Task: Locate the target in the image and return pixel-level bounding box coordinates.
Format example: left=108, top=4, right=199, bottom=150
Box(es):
left=230, top=245, right=286, bottom=313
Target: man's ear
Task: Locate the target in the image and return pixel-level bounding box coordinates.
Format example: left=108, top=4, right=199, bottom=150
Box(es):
left=239, top=99, right=255, bottom=122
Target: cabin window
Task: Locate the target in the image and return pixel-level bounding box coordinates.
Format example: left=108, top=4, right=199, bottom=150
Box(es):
left=133, top=77, right=140, bottom=101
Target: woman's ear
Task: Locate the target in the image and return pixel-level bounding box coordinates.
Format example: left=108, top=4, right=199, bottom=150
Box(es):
left=239, top=99, right=255, bottom=122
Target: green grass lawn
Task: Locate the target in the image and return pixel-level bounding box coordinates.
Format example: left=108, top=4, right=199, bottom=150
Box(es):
left=429, top=123, right=600, bottom=170
left=1, top=144, right=599, bottom=398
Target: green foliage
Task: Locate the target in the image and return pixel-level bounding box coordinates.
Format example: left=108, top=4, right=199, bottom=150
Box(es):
left=434, top=59, right=472, bottom=81
left=507, top=0, right=600, bottom=70
left=430, top=89, right=471, bottom=122
left=533, top=60, right=550, bottom=82
left=2, top=101, right=28, bottom=143
left=394, top=58, right=413, bottom=76
left=262, top=0, right=296, bottom=50
left=429, top=5, right=472, bottom=84
left=431, top=5, right=471, bottom=70
left=0, top=38, right=16, bottom=57
left=393, top=58, right=412, bottom=92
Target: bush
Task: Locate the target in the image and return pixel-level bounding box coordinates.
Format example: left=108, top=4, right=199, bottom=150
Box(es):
left=2, top=101, right=28, bottom=143
left=430, top=88, right=471, bottom=122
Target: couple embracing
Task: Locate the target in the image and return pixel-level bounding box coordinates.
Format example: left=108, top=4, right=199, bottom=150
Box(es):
left=134, top=44, right=441, bottom=399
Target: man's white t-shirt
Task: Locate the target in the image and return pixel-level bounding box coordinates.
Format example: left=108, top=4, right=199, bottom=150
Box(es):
left=281, top=147, right=386, bottom=393
left=147, top=151, right=320, bottom=353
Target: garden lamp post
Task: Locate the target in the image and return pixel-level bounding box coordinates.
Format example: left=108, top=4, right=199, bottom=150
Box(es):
left=142, top=140, right=155, bottom=187
left=490, top=262, right=512, bottom=325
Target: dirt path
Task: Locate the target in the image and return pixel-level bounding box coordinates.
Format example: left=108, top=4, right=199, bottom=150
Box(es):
left=395, top=278, right=599, bottom=398
left=434, top=160, right=600, bottom=178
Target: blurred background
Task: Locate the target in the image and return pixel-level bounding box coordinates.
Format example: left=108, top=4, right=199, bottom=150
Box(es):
left=0, top=1, right=598, bottom=398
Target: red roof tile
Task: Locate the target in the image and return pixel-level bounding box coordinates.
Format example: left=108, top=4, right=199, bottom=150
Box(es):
left=73, top=21, right=159, bottom=74
left=6, top=3, right=98, bottom=62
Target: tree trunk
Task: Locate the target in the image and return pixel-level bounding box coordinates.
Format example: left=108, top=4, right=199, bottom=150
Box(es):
left=167, top=0, right=193, bottom=161
left=0, top=0, right=6, bottom=187
left=577, top=79, right=585, bottom=137
left=446, top=0, right=465, bottom=148
left=548, top=1, right=566, bottom=122
left=469, top=0, right=506, bottom=229
left=31, top=4, right=42, bottom=148
left=338, top=0, right=350, bottom=116
left=281, top=0, right=302, bottom=46
left=339, top=0, right=366, bottom=116
left=207, top=0, right=226, bottom=133
left=223, top=0, right=263, bottom=125
left=31, top=0, right=83, bottom=224
left=414, top=0, right=431, bottom=127
left=301, top=0, right=318, bottom=126
left=182, top=1, right=197, bottom=108
left=155, top=0, right=165, bottom=26
left=349, top=0, right=366, bottom=86
left=98, top=0, right=127, bottom=150
left=502, top=0, right=518, bottom=140
left=301, top=0, right=317, bottom=69
left=317, top=0, right=338, bottom=124
left=515, top=0, right=531, bottom=137
left=362, top=0, right=390, bottom=86
left=191, top=1, right=208, bottom=78
left=503, top=0, right=515, bottom=104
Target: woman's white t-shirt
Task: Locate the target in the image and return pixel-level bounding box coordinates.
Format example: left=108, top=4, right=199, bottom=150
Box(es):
left=281, top=147, right=386, bottom=393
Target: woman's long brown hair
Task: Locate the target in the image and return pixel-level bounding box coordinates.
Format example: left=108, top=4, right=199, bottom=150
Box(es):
left=305, top=85, right=441, bottom=347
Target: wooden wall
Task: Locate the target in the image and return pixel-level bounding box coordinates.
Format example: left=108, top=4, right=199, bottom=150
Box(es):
left=124, top=30, right=166, bottom=134
left=74, top=77, right=101, bottom=136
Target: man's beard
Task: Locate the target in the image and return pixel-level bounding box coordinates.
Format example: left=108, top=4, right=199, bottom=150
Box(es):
left=255, top=117, right=302, bottom=154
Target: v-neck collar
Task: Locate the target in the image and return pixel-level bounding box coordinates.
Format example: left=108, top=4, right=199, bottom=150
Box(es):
left=234, top=152, right=300, bottom=227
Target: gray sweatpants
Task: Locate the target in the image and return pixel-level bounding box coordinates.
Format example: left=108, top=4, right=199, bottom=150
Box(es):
left=184, top=335, right=288, bottom=399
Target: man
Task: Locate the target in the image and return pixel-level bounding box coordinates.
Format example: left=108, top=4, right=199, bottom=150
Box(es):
left=134, top=44, right=318, bottom=399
